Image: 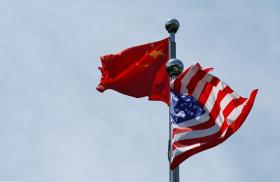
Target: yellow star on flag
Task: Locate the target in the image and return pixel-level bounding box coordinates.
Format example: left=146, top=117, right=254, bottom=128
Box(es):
left=136, top=62, right=150, bottom=68
left=149, top=50, right=165, bottom=59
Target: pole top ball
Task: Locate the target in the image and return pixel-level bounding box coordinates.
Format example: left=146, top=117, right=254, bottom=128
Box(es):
left=166, top=58, right=184, bottom=78
left=165, top=19, right=180, bottom=33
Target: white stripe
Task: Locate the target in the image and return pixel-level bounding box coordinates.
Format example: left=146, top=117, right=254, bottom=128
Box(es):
left=205, top=84, right=230, bottom=127
left=203, top=82, right=220, bottom=112
left=220, top=92, right=240, bottom=111
left=192, top=74, right=213, bottom=100
left=226, top=99, right=248, bottom=125
left=170, top=80, right=174, bottom=90
left=220, top=127, right=228, bottom=138
left=193, top=83, right=224, bottom=128
left=172, top=143, right=201, bottom=159
left=215, top=87, right=241, bottom=126
left=180, top=65, right=199, bottom=93
left=172, top=124, right=220, bottom=142
left=216, top=81, right=227, bottom=90
left=211, top=85, right=226, bottom=126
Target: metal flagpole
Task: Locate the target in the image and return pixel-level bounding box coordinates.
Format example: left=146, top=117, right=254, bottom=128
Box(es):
left=165, top=19, right=184, bottom=182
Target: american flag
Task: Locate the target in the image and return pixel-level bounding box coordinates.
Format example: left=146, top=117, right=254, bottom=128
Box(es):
left=169, top=63, right=258, bottom=170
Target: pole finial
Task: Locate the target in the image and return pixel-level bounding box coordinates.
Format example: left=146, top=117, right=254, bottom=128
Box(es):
left=165, top=19, right=180, bottom=33
left=166, top=58, right=184, bottom=78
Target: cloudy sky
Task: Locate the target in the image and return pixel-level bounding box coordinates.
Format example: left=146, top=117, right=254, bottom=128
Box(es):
left=0, top=0, right=279, bottom=181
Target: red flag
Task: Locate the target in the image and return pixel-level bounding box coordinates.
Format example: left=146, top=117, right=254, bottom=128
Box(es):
left=97, top=38, right=170, bottom=104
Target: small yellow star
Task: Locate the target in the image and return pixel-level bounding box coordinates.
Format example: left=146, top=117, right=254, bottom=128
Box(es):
left=149, top=50, right=165, bottom=59
left=136, top=63, right=150, bottom=68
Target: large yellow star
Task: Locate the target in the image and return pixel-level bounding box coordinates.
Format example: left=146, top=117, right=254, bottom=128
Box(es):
left=149, top=50, right=165, bottom=59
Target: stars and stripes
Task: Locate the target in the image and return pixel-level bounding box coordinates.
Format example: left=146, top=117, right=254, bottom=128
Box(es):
left=169, top=63, right=258, bottom=170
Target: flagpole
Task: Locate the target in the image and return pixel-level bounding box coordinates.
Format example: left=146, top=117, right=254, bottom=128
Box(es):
left=165, top=19, right=184, bottom=182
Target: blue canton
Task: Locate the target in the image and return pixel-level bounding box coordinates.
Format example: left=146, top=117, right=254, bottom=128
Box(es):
left=170, top=91, right=205, bottom=124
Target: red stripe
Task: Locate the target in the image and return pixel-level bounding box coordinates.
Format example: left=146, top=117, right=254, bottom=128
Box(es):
left=208, top=88, right=227, bottom=119
left=223, top=97, right=246, bottom=118
left=198, top=77, right=220, bottom=106
left=172, top=127, right=192, bottom=137
left=187, top=69, right=208, bottom=95
left=211, top=77, right=220, bottom=86
left=203, top=67, right=213, bottom=73
left=170, top=122, right=229, bottom=170
left=195, top=63, right=202, bottom=69
left=172, top=129, right=222, bottom=149
left=172, top=121, right=228, bottom=151
left=170, top=138, right=223, bottom=170
left=224, top=89, right=258, bottom=137
left=172, top=116, right=215, bottom=138
left=207, top=76, right=220, bottom=87
left=189, top=117, right=215, bottom=130
left=173, top=67, right=191, bottom=93
left=223, top=85, right=234, bottom=93
left=198, top=83, right=213, bottom=106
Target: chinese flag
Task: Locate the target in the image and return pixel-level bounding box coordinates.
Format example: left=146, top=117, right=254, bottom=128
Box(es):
left=96, top=38, right=170, bottom=104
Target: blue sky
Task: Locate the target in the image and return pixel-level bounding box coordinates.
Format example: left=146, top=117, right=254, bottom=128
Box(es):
left=0, top=0, right=279, bottom=181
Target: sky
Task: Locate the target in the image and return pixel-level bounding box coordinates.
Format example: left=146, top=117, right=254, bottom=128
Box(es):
left=0, top=0, right=279, bottom=181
